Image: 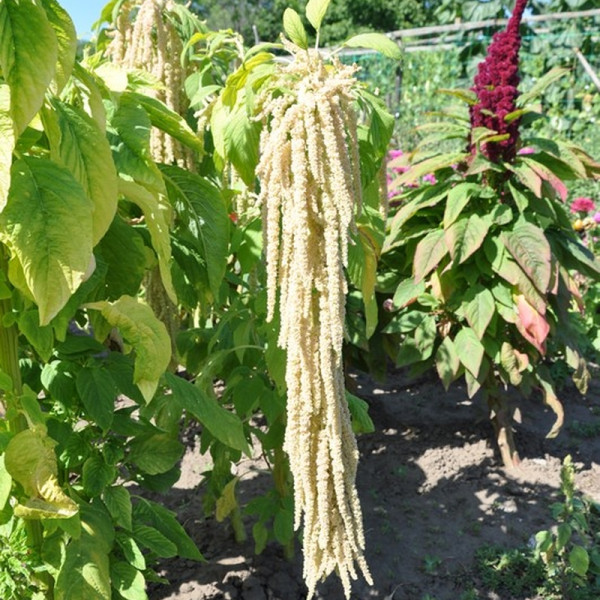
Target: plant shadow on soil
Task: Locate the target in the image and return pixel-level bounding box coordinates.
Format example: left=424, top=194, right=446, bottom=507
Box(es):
left=145, top=369, right=600, bottom=600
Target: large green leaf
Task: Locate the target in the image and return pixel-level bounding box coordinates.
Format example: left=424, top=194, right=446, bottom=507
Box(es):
left=454, top=327, right=485, bottom=378
left=118, top=179, right=176, bottom=303
left=108, top=95, right=164, bottom=192
left=464, top=287, right=495, bottom=339
left=110, top=561, right=147, bottom=600
left=55, top=502, right=113, bottom=600
left=76, top=367, right=118, bottom=432
left=85, top=296, right=171, bottom=403
left=166, top=372, right=251, bottom=455
left=0, top=85, right=13, bottom=212
left=343, top=33, right=401, bottom=60
left=129, top=433, right=183, bottom=475
left=502, top=222, right=551, bottom=294
left=161, top=165, right=229, bottom=298
left=5, top=429, right=78, bottom=519
left=413, top=229, right=448, bottom=283
left=126, top=91, right=203, bottom=154
left=443, top=183, right=480, bottom=228
left=445, top=213, right=490, bottom=264
left=44, top=99, right=118, bottom=245
left=0, top=157, right=94, bottom=325
left=133, top=497, right=203, bottom=561
left=102, top=486, right=132, bottom=531
left=41, top=0, right=77, bottom=93
left=0, top=0, right=57, bottom=134
left=98, top=216, right=148, bottom=300
left=82, top=454, right=116, bottom=497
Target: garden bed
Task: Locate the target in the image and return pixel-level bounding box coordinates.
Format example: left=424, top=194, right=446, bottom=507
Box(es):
left=148, top=370, right=600, bottom=600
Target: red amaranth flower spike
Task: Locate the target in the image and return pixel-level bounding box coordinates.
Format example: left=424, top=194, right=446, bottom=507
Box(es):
left=470, top=0, right=528, bottom=162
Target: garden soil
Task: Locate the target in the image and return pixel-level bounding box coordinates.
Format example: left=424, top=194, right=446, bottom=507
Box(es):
left=146, top=368, right=600, bottom=600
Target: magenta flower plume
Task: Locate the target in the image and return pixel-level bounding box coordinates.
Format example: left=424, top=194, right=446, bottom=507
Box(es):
left=470, top=0, right=528, bottom=162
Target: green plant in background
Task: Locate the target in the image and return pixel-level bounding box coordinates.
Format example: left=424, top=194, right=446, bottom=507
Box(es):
left=476, top=455, right=600, bottom=599
left=380, top=0, right=600, bottom=467
left=534, top=455, right=600, bottom=597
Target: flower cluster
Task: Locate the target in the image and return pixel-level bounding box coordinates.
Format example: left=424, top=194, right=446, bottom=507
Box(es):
left=255, top=41, right=370, bottom=598
left=570, top=196, right=600, bottom=232
left=469, top=0, right=528, bottom=162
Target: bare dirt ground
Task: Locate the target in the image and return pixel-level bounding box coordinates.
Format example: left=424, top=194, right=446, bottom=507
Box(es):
left=146, top=368, right=600, bottom=600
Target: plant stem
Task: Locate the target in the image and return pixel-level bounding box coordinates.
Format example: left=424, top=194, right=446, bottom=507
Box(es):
left=0, top=250, right=51, bottom=595
left=273, top=447, right=294, bottom=560
left=488, top=394, right=520, bottom=468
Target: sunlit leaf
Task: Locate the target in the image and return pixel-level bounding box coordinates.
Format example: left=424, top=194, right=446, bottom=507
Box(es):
left=0, top=0, right=58, bottom=134
left=85, top=296, right=171, bottom=403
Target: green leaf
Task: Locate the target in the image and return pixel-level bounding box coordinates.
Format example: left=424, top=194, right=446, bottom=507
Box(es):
left=393, top=279, right=425, bottom=309
left=0, top=85, right=13, bottom=212
left=0, top=455, right=11, bottom=511
left=118, top=179, right=176, bottom=304
left=556, top=523, right=572, bottom=551
left=569, top=545, right=589, bottom=577
left=82, top=455, right=115, bottom=498
left=129, top=433, right=183, bottom=475
left=84, top=296, right=171, bottom=403
left=502, top=222, right=551, bottom=294
left=126, top=91, right=203, bottom=154
left=445, top=214, right=490, bottom=265
left=454, top=327, right=485, bottom=378
left=253, top=521, right=268, bottom=554
left=98, top=216, right=148, bottom=299
left=346, top=391, right=374, bottom=434
left=161, top=165, right=229, bottom=298
left=443, top=183, right=480, bottom=229
left=215, top=477, right=239, bottom=522
left=305, top=0, right=331, bottom=32
left=435, top=336, right=460, bottom=391
left=283, top=8, right=308, bottom=49
left=0, top=157, right=94, bottom=324
left=166, top=372, right=251, bottom=456
left=19, top=309, right=54, bottom=361
left=133, top=497, right=203, bottom=561
left=464, top=287, right=495, bottom=339
left=41, top=0, right=77, bottom=93
left=518, top=67, right=568, bottom=107
left=393, top=152, right=467, bottom=186
left=103, top=486, right=132, bottom=531
left=133, top=523, right=178, bottom=558
left=413, top=229, right=448, bottom=283
left=5, top=429, right=78, bottom=519
left=109, top=95, right=164, bottom=192
left=224, top=104, right=261, bottom=187
left=343, top=33, right=401, bottom=60
left=273, top=505, right=294, bottom=545
left=0, top=0, right=58, bottom=134
left=44, top=99, right=118, bottom=245
left=110, top=561, right=147, bottom=600
left=76, top=367, right=118, bottom=432
left=55, top=502, right=114, bottom=600
left=116, top=533, right=146, bottom=570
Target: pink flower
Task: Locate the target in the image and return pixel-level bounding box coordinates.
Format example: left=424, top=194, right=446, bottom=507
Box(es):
left=570, top=197, right=595, bottom=213
left=422, top=173, right=437, bottom=185
left=518, top=146, right=535, bottom=155
left=594, top=212, right=600, bottom=224
left=388, top=150, right=403, bottom=160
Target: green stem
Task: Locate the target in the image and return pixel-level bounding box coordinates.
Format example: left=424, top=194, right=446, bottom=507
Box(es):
left=0, top=250, right=50, bottom=595
left=273, top=447, right=295, bottom=560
